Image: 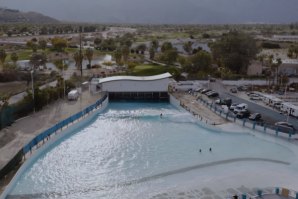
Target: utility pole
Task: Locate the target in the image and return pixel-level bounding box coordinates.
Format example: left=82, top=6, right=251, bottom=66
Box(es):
left=31, top=70, right=35, bottom=113
left=79, top=26, right=83, bottom=77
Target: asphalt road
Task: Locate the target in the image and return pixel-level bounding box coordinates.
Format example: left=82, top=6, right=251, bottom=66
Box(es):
left=209, top=81, right=298, bottom=130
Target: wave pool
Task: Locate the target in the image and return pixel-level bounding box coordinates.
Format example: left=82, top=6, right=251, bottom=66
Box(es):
left=6, top=102, right=298, bottom=199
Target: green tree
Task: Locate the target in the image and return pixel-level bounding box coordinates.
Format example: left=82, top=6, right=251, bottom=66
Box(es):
left=187, top=51, right=212, bottom=73
left=183, top=41, right=193, bottom=55
left=121, top=46, right=130, bottom=64
left=10, top=52, right=18, bottom=65
left=101, top=38, right=116, bottom=51
left=0, top=49, right=7, bottom=70
left=114, top=48, right=122, bottom=65
left=161, top=42, right=173, bottom=52
left=51, top=37, right=67, bottom=52
left=211, top=31, right=258, bottom=74
left=29, top=53, right=47, bottom=70
left=149, top=47, right=155, bottom=60
left=94, top=37, right=102, bottom=48
left=38, top=39, right=47, bottom=51
left=159, top=49, right=178, bottom=65
left=26, top=40, right=38, bottom=52
left=85, top=48, right=94, bottom=69
left=151, top=40, right=159, bottom=51
left=136, top=44, right=147, bottom=53
left=288, top=45, right=298, bottom=58
left=53, top=59, right=68, bottom=72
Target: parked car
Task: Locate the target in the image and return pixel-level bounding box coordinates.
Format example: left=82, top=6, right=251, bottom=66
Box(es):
left=215, top=98, right=232, bottom=107
left=249, top=113, right=262, bottom=121
left=230, top=88, right=237, bottom=93
left=234, top=103, right=248, bottom=114
left=201, top=89, right=212, bottom=94
left=209, top=78, right=216, bottom=82
left=68, top=90, right=79, bottom=101
left=195, top=88, right=204, bottom=92
left=250, top=95, right=262, bottom=100
left=229, top=103, right=239, bottom=111
left=237, top=86, right=248, bottom=91
left=273, top=102, right=282, bottom=109
left=207, top=92, right=219, bottom=98
left=274, top=122, right=296, bottom=134
left=205, top=90, right=215, bottom=95
left=236, top=110, right=250, bottom=119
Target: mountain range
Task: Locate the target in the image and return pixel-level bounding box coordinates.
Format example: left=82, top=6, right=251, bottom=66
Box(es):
left=0, top=7, right=59, bottom=23
left=1, top=0, right=298, bottom=24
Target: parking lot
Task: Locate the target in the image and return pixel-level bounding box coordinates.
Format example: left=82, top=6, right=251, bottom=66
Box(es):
left=189, top=81, right=298, bottom=133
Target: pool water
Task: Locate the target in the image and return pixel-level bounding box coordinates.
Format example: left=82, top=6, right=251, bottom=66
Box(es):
left=8, top=102, right=298, bottom=199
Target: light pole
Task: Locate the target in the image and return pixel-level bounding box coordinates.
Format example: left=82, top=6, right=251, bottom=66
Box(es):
left=62, top=59, right=66, bottom=99
left=31, top=70, right=35, bottom=113
left=208, top=75, right=210, bottom=89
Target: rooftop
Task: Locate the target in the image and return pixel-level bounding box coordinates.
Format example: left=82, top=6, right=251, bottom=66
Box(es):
left=98, top=72, right=172, bottom=84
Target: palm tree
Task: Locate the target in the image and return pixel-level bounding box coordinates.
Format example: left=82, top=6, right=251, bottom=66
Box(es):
left=53, top=59, right=68, bottom=97
left=274, top=58, right=282, bottom=86
left=121, top=46, right=130, bottom=64
left=10, top=52, right=18, bottom=65
left=85, top=48, right=93, bottom=69
left=73, top=51, right=83, bottom=72
left=114, top=48, right=122, bottom=65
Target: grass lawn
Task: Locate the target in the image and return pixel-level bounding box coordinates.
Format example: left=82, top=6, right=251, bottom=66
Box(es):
left=6, top=50, right=32, bottom=62
left=132, top=64, right=179, bottom=76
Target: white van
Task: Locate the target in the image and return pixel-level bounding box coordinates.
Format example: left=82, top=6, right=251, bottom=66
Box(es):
left=233, top=103, right=248, bottom=114
left=68, top=90, right=79, bottom=101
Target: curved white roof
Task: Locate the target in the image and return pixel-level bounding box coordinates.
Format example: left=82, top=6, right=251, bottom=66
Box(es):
left=98, top=72, right=172, bottom=84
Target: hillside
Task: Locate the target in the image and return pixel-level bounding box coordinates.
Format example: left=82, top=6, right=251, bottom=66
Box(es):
left=0, top=7, right=59, bottom=23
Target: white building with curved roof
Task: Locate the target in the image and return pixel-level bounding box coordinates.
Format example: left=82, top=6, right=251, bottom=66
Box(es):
left=91, top=73, right=173, bottom=100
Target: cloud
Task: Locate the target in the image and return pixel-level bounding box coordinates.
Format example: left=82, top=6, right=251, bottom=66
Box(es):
left=1, top=0, right=298, bottom=23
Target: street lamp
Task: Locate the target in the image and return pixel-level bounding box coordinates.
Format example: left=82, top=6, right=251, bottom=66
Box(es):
left=207, top=75, right=210, bottom=89
left=62, top=59, right=66, bottom=99
left=31, top=70, right=35, bottom=113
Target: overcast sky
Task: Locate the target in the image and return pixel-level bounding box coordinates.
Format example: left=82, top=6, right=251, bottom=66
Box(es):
left=1, top=0, right=298, bottom=24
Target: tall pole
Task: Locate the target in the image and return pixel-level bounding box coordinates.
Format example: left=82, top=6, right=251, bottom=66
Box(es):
left=31, top=70, right=35, bottom=113
left=63, top=60, right=65, bottom=99
left=79, top=26, right=83, bottom=77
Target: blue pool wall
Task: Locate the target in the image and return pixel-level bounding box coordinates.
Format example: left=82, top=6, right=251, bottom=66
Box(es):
left=0, top=97, right=109, bottom=199
left=1, top=94, right=250, bottom=199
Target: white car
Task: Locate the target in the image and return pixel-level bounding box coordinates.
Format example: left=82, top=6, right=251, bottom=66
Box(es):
left=229, top=103, right=239, bottom=110
left=233, top=103, right=248, bottom=114
left=250, top=96, right=262, bottom=100
left=68, top=90, right=79, bottom=100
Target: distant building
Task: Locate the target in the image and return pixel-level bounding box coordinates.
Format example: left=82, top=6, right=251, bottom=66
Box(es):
left=91, top=73, right=172, bottom=100
left=278, top=59, right=298, bottom=76
left=272, top=35, right=298, bottom=42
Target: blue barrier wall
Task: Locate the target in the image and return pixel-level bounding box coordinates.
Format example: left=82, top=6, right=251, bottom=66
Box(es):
left=0, top=94, right=109, bottom=199
left=22, top=94, right=107, bottom=154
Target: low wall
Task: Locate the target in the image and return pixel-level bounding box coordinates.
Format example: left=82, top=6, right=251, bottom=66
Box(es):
left=197, top=97, right=296, bottom=140
left=0, top=95, right=109, bottom=199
